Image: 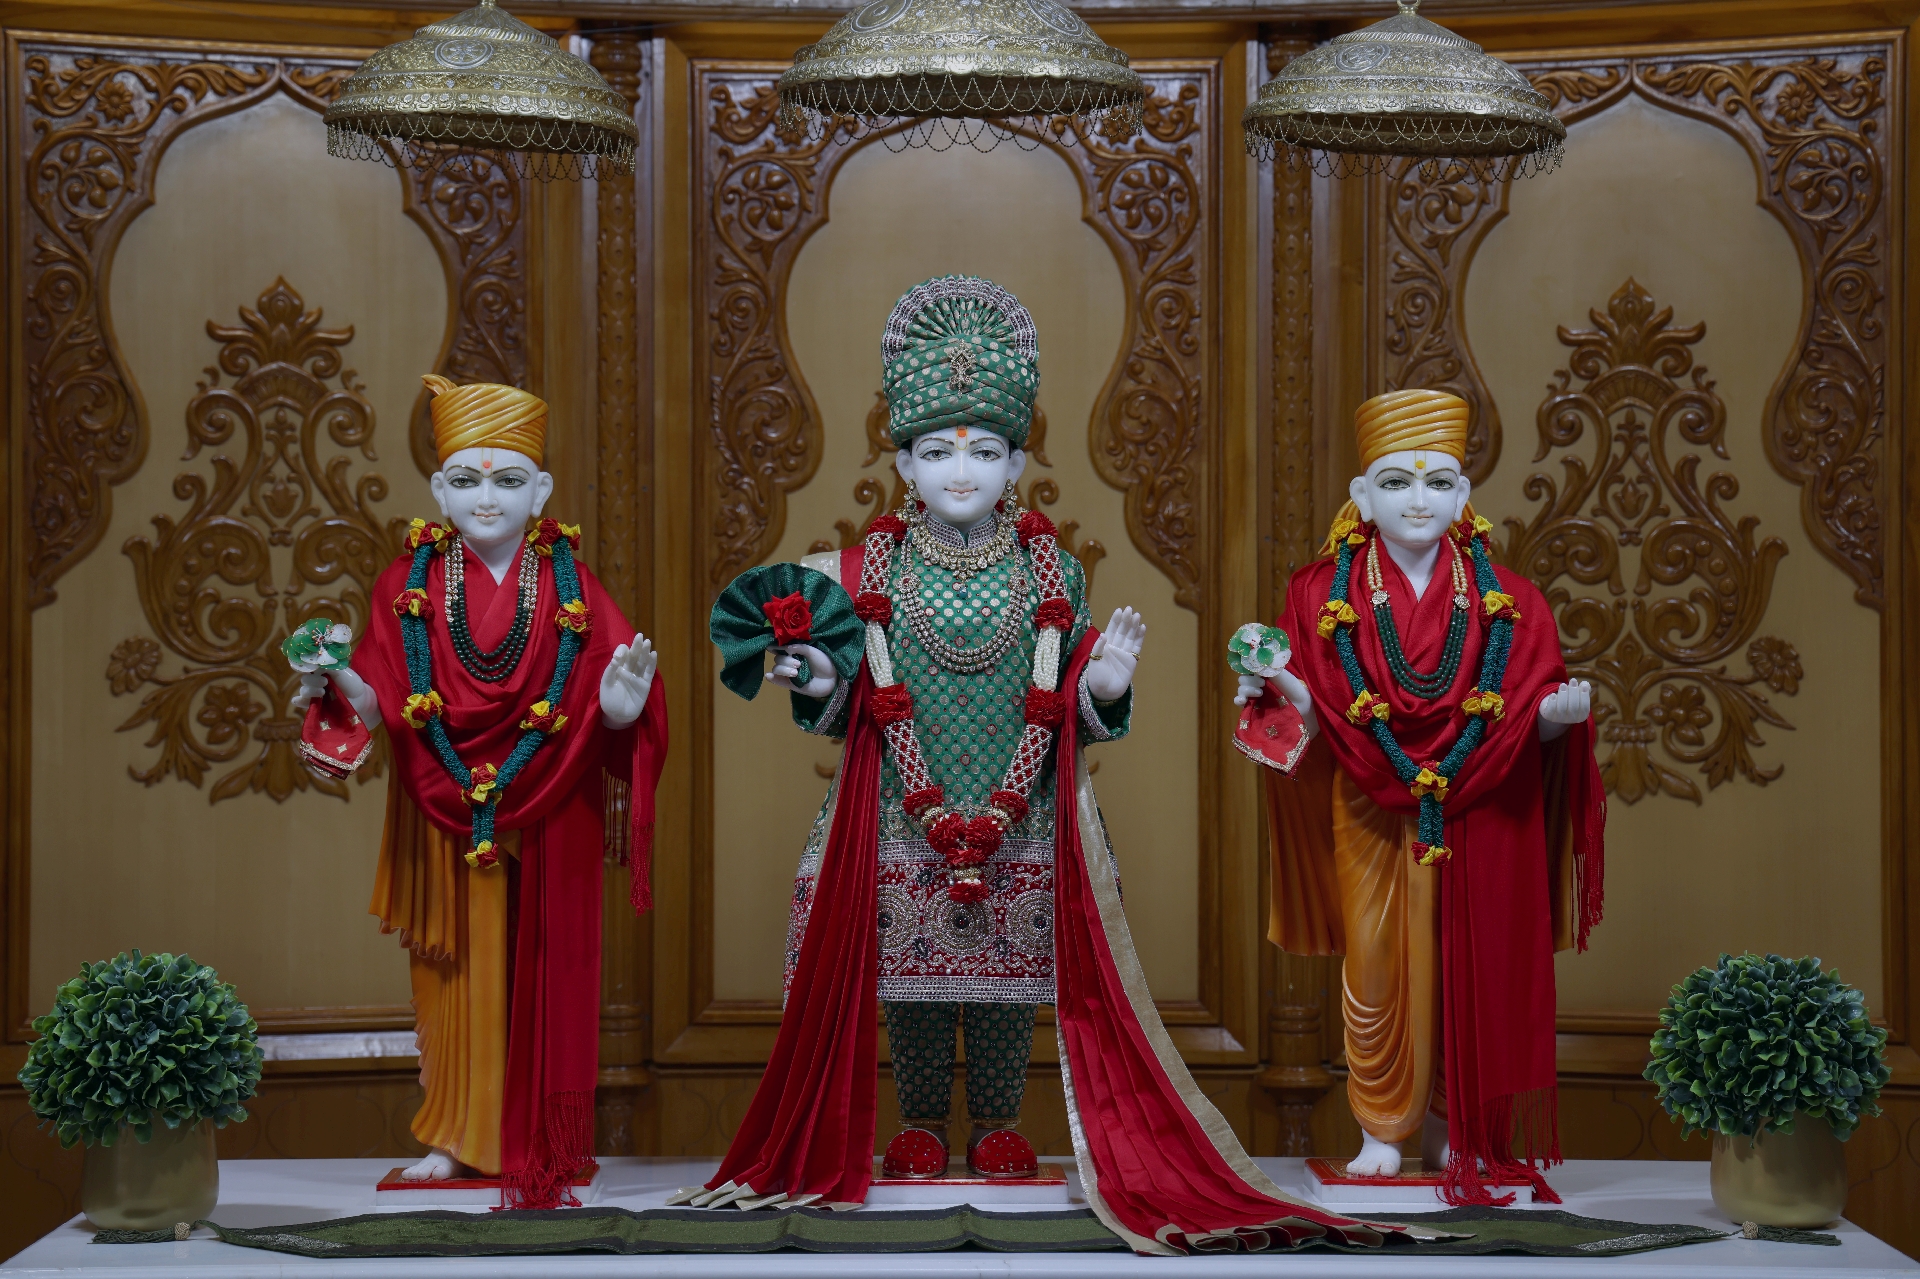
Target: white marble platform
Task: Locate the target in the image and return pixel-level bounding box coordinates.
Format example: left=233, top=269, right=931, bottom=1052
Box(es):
left=3, top=1157, right=1914, bottom=1277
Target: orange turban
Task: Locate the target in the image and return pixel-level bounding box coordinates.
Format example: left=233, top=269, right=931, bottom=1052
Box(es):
left=1318, top=388, right=1476, bottom=556
left=423, top=374, right=547, bottom=467
left=1354, top=388, right=1469, bottom=469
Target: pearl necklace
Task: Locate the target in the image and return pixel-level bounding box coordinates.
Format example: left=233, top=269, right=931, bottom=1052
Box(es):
left=444, top=534, right=541, bottom=683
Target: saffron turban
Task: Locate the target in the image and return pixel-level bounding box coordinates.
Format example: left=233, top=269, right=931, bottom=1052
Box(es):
left=1354, top=389, right=1470, bottom=469
left=881, top=275, right=1039, bottom=447
left=423, top=373, right=548, bottom=467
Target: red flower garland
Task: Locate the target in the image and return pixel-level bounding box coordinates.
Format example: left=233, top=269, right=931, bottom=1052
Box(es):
left=857, top=508, right=1074, bottom=903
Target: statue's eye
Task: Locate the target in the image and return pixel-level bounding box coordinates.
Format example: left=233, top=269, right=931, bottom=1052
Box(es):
left=448, top=473, right=478, bottom=488
left=1426, top=476, right=1454, bottom=490
left=1379, top=476, right=1409, bottom=490
left=495, top=473, right=525, bottom=488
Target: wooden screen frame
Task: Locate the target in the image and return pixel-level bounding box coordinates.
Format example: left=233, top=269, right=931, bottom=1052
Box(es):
left=644, top=21, right=1268, bottom=1074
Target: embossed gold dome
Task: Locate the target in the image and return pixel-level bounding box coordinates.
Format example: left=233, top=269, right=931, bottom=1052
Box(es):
left=1243, top=1, right=1563, bottom=177
left=777, top=0, right=1145, bottom=151
left=324, top=0, right=636, bottom=180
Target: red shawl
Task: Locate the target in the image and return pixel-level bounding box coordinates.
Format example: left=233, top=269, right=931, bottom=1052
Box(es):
left=704, top=549, right=1418, bottom=1253
left=1272, top=546, right=1605, bottom=1205
left=356, top=542, right=669, bottom=1208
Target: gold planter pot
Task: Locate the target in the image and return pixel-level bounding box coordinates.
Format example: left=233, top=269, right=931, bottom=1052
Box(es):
left=81, top=1120, right=219, bottom=1231
left=1709, top=1113, right=1849, bottom=1229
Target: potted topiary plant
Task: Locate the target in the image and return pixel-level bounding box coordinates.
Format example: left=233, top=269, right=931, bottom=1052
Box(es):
left=18, top=950, right=263, bottom=1230
left=1644, top=953, right=1888, bottom=1228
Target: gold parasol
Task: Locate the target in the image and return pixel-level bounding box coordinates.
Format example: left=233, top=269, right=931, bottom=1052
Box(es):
left=1243, top=1, right=1563, bottom=178
left=777, top=0, right=1146, bottom=152
left=324, top=0, right=637, bottom=180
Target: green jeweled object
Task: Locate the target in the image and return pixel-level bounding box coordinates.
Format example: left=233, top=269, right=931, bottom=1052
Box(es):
left=1227, top=623, right=1291, bottom=678
left=282, top=617, right=354, bottom=673
left=1373, top=598, right=1467, bottom=699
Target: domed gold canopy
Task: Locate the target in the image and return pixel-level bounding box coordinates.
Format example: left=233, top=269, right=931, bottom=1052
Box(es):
left=324, top=0, right=637, bottom=180
left=1243, top=1, right=1563, bottom=177
left=777, top=0, right=1145, bottom=151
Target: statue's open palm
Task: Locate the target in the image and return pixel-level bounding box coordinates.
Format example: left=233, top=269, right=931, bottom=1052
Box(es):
left=1086, top=607, right=1145, bottom=702
left=602, top=634, right=658, bottom=729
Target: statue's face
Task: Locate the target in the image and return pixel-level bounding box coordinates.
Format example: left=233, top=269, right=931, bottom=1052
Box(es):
left=1349, top=448, right=1470, bottom=550
left=894, top=426, right=1028, bottom=531
left=430, top=446, right=554, bottom=545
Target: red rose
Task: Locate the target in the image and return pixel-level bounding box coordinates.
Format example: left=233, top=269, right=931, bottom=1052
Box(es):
left=868, top=514, right=908, bottom=544
left=761, top=592, right=813, bottom=646
left=1024, top=687, right=1067, bottom=727
left=1016, top=510, right=1057, bottom=546
left=1034, top=598, right=1073, bottom=631
left=903, top=785, right=945, bottom=819
left=926, top=812, right=968, bottom=859
left=964, top=814, right=1005, bottom=859
left=989, top=789, right=1030, bottom=824
left=947, top=878, right=991, bottom=905
left=871, top=683, right=915, bottom=726
left=854, top=590, right=894, bottom=625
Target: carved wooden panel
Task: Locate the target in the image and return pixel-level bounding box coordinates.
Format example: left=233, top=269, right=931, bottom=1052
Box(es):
left=400, top=150, right=534, bottom=480
left=1269, top=41, right=1316, bottom=593
left=591, top=33, right=644, bottom=620
left=10, top=38, right=533, bottom=600
left=15, top=42, right=281, bottom=609
left=695, top=70, right=843, bottom=592
left=694, top=66, right=1211, bottom=612
left=1377, top=42, right=1894, bottom=606
left=1633, top=47, right=1893, bottom=610
left=1061, top=70, right=1213, bottom=613
left=1504, top=279, right=1799, bottom=803
left=110, top=280, right=404, bottom=802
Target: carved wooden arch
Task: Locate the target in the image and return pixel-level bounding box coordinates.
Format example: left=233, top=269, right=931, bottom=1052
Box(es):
left=696, top=63, right=1214, bottom=613
left=1374, top=38, right=1892, bottom=608
left=11, top=34, right=536, bottom=610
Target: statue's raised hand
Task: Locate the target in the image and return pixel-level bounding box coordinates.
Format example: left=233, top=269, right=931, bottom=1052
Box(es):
left=1537, top=679, right=1591, bottom=741
left=1086, top=607, right=1145, bottom=702
left=767, top=643, right=838, bottom=699
left=602, top=633, right=658, bottom=729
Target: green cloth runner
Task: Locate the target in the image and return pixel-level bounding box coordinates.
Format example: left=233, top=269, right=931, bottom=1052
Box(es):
left=92, top=1205, right=1834, bottom=1258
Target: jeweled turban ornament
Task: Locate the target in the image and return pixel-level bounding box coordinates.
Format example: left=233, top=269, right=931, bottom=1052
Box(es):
left=1243, top=1, right=1564, bottom=180
left=423, top=374, right=549, bottom=466
left=881, top=276, right=1039, bottom=446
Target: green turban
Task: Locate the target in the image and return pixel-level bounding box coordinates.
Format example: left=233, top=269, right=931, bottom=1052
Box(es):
left=881, top=275, right=1039, bottom=447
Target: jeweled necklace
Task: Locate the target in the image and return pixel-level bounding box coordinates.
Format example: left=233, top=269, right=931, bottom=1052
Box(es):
left=906, top=507, right=1018, bottom=586
left=898, top=550, right=1031, bottom=674
left=1319, top=517, right=1518, bottom=867
left=444, top=533, right=540, bottom=682
left=1365, top=535, right=1470, bottom=700
left=394, top=517, right=592, bottom=869
left=853, top=503, right=1075, bottom=904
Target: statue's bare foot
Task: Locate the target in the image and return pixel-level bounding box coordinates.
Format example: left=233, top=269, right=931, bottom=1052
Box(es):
left=1420, top=1112, right=1449, bottom=1173
left=399, top=1149, right=462, bottom=1181
left=1346, top=1130, right=1402, bottom=1178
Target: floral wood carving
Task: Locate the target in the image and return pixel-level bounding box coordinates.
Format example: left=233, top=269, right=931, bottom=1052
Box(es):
left=592, top=34, right=645, bottom=620
left=698, top=70, right=844, bottom=591
left=1634, top=48, right=1891, bottom=609
left=1059, top=71, right=1211, bottom=613
left=1380, top=42, right=1893, bottom=606
left=400, top=149, right=533, bottom=480
left=110, top=280, right=406, bottom=802
left=1505, top=279, right=1798, bottom=804
left=18, top=44, right=277, bottom=609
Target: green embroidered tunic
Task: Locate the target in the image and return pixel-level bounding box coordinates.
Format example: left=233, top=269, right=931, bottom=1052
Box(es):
left=785, top=513, right=1129, bottom=1003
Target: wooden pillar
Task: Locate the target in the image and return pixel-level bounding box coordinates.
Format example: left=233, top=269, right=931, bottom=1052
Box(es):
left=1256, top=33, right=1337, bottom=1158
left=589, top=28, right=653, bottom=1157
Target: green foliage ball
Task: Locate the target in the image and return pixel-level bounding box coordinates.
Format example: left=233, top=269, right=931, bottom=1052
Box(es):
left=18, top=950, right=263, bottom=1148
left=1644, top=952, right=1888, bottom=1141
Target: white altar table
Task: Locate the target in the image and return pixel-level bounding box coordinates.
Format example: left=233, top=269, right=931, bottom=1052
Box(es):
left=4, top=1157, right=1914, bottom=1278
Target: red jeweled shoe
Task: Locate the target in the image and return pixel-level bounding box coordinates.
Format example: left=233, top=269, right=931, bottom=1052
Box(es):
left=882, top=1127, right=950, bottom=1179
left=966, top=1128, right=1038, bottom=1179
